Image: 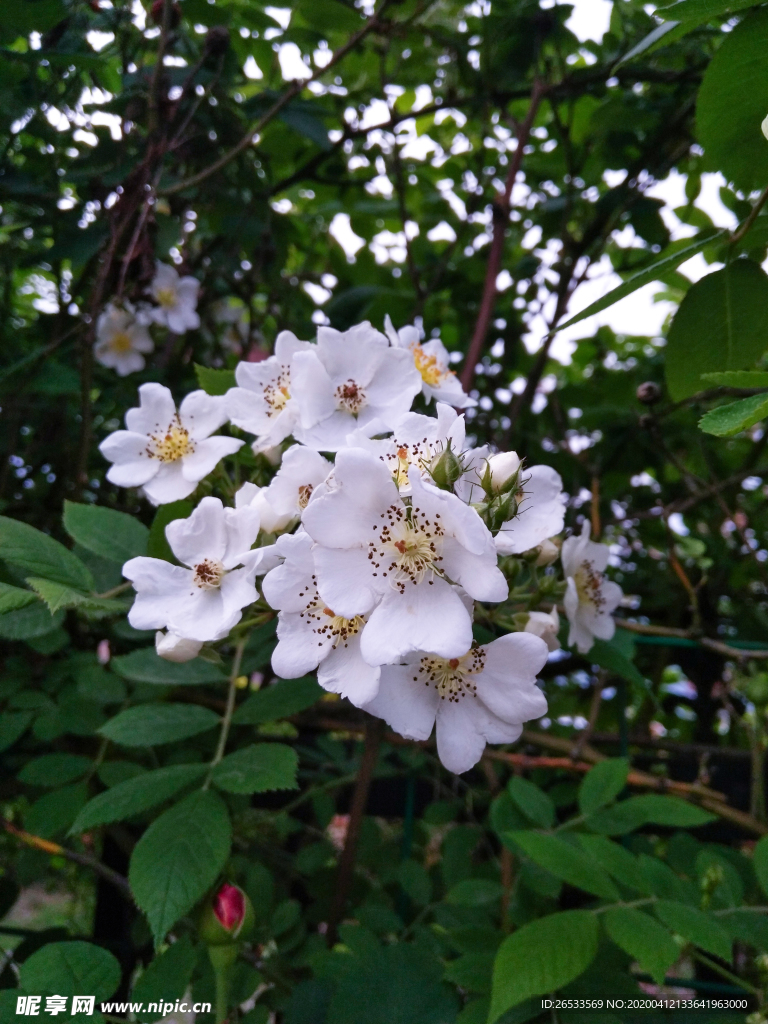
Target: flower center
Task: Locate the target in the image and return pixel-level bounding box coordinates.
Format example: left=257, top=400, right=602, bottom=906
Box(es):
left=379, top=437, right=431, bottom=490
left=148, top=417, right=195, bottom=463
left=411, top=343, right=451, bottom=387
left=368, top=504, right=445, bottom=592
left=574, top=560, right=606, bottom=609
left=298, top=580, right=366, bottom=648
left=335, top=379, right=366, bottom=414
left=192, top=558, right=225, bottom=589
left=263, top=370, right=291, bottom=417
left=414, top=648, right=486, bottom=701
left=297, top=483, right=314, bottom=509
left=109, top=330, right=134, bottom=354
left=155, top=286, right=177, bottom=309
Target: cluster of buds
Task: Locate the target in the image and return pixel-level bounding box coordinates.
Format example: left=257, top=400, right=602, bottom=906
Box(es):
left=474, top=452, right=525, bottom=535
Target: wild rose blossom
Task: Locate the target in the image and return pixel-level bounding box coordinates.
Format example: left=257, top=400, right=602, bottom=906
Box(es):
left=301, top=447, right=507, bottom=666
left=123, top=497, right=273, bottom=642
left=385, top=315, right=475, bottom=409
left=227, top=331, right=313, bottom=450
left=94, top=302, right=153, bottom=376
left=291, top=322, right=422, bottom=450
left=561, top=521, right=623, bottom=653
left=147, top=261, right=201, bottom=333
left=99, top=383, right=243, bottom=504
left=235, top=445, right=332, bottom=533
left=361, top=632, right=549, bottom=773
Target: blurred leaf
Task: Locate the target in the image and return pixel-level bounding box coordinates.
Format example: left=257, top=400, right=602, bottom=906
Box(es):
left=63, top=501, right=149, bottom=564
left=132, top=935, right=197, bottom=1023
left=99, top=703, right=220, bottom=746
left=20, top=941, right=121, bottom=1002
left=603, top=908, right=678, bottom=985
left=752, top=835, right=768, bottom=898
left=0, top=582, right=37, bottom=614
left=578, top=759, right=630, bottom=815
left=654, top=900, right=733, bottom=960
left=70, top=764, right=208, bottom=833
left=0, top=604, right=65, bottom=640
left=147, top=501, right=193, bottom=562
left=194, top=364, right=236, bottom=396
left=25, top=782, right=89, bottom=838
left=445, top=879, right=504, bottom=906
left=18, top=753, right=92, bottom=787
left=211, top=742, right=298, bottom=793
left=507, top=776, right=555, bottom=829
left=586, top=794, right=716, bottom=834
left=232, top=676, right=322, bottom=725
left=507, top=832, right=621, bottom=900
left=699, top=394, right=768, bottom=436
left=111, top=646, right=227, bottom=685
left=0, top=515, right=93, bottom=591
left=701, top=371, right=768, bottom=387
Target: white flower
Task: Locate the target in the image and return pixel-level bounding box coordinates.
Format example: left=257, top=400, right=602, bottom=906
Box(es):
left=99, top=383, right=243, bottom=505
left=262, top=531, right=380, bottom=705
left=524, top=608, right=560, bottom=652
left=302, top=447, right=508, bottom=666
left=236, top=445, right=332, bottom=533
left=227, top=331, right=313, bottom=451
left=487, top=451, right=521, bottom=493
left=347, top=402, right=467, bottom=494
left=762, top=113, right=768, bottom=142
left=385, top=315, right=475, bottom=409
left=148, top=262, right=200, bottom=333
left=494, top=465, right=567, bottom=556
left=94, top=303, right=153, bottom=376
left=123, top=497, right=265, bottom=642
left=155, top=630, right=203, bottom=662
left=361, top=632, right=549, bottom=773
left=291, top=322, right=422, bottom=451
left=561, top=521, right=623, bottom=654
left=534, top=538, right=560, bottom=566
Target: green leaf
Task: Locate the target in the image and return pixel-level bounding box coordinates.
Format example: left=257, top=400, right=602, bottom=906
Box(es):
left=701, top=370, right=768, bottom=387
left=0, top=515, right=93, bottom=591
left=578, top=759, right=630, bottom=816
left=697, top=8, right=768, bottom=194
left=25, top=782, right=89, bottom=839
left=444, top=951, right=494, bottom=994
left=0, top=0, right=68, bottom=35
left=18, top=753, right=92, bottom=788
left=132, top=935, right=197, bottom=1022
left=63, top=501, right=149, bottom=564
left=699, top=394, right=768, bottom=436
left=654, top=900, right=733, bottom=960
left=586, top=794, right=715, bottom=834
left=147, top=501, right=193, bottom=562
left=666, top=261, right=768, bottom=401
left=603, top=908, right=679, bottom=985
left=507, top=832, right=620, bottom=900
left=0, top=603, right=64, bottom=640
left=129, top=790, right=232, bottom=945
left=232, top=676, right=323, bottom=725
left=0, top=582, right=37, bottom=614
left=99, top=703, right=220, bottom=747
left=211, top=743, right=298, bottom=793
left=489, top=911, right=599, bottom=1020
left=70, top=764, right=208, bottom=833
left=507, top=776, right=555, bottom=829
left=111, top=647, right=227, bottom=685
left=576, top=835, right=651, bottom=893
left=553, top=231, right=725, bottom=332
left=0, top=711, right=33, bottom=751
left=26, top=578, right=126, bottom=615
left=753, top=835, right=768, bottom=898
left=445, top=879, right=504, bottom=906
left=20, top=941, right=121, bottom=1002
left=588, top=639, right=646, bottom=687
left=194, top=364, right=236, bottom=396
left=657, top=0, right=758, bottom=22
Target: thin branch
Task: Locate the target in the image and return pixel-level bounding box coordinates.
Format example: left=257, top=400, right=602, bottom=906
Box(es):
left=159, top=6, right=390, bottom=197
left=729, top=181, right=768, bottom=246
left=460, top=80, right=545, bottom=392
left=616, top=618, right=768, bottom=661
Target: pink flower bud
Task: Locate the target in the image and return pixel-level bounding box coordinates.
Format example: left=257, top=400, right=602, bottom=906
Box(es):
left=213, top=883, right=246, bottom=933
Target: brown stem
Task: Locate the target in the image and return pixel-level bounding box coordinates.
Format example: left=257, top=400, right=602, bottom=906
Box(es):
left=160, top=7, right=390, bottom=197
left=326, top=717, right=385, bottom=945
left=460, top=80, right=545, bottom=392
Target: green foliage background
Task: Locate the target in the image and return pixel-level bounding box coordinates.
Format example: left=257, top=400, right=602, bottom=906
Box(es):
left=3, top=0, right=768, bottom=1021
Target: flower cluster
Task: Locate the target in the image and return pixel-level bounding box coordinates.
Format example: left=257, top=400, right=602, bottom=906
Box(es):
left=102, top=319, right=623, bottom=773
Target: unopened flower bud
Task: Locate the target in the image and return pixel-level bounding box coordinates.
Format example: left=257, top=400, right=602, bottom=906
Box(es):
left=199, top=883, right=255, bottom=945
left=636, top=381, right=661, bottom=405
left=429, top=442, right=463, bottom=491
left=486, top=451, right=522, bottom=494
left=534, top=538, right=560, bottom=566
left=156, top=630, right=203, bottom=663
left=524, top=609, right=560, bottom=652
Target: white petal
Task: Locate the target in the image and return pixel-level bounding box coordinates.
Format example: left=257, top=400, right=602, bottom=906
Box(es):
left=360, top=663, right=438, bottom=740
left=125, top=382, right=176, bottom=435
left=142, top=461, right=197, bottom=504
left=219, top=566, right=258, bottom=621
left=409, top=469, right=491, bottom=556
left=313, top=545, right=383, bottom=618
left=474, top=633, right=549, bottom=724
left=156, top=631, right=202, bottom=662
left=271, top=611, right=327, bottom=677
left=101, top=433, right=159, bottom=487
left=441, top=537, right=508, bottom=603
left=364, top=348, right=422, bottom=421
left=262, top=533, right=316, bottom=611
left=294, top=410, right=359, bottom=452
left=181, top=436, right=243, bottom=482
left=495, top=465, right=566, bottom=555
left=316, top=322, right=387, bottom=385
left=222, top=505, right=261, bottom=568
left=360, top=579, right=473, bottom=666
left=291, top=350, right=337, bottom=428
left=435, top=698, right=488, bottom=774
left=318, top=635, right=381, bottom=706
left=166, top=496, right=227, bottom=566
left=179, top=390, right=228, bottom=439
